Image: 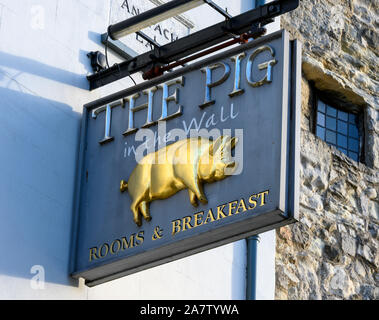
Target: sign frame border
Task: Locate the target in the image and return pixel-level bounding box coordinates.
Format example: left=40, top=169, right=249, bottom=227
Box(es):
left=70, top=30, right=301, bottom=287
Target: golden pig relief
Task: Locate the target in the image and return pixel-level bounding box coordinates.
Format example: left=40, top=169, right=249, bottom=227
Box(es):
left=120, top=136, right=238, bottom=227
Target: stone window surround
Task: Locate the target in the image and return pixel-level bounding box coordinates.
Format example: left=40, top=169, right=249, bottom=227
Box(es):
left=310, top=87, right=365, bottom=164
left=301, top=60, right=377, bottom=171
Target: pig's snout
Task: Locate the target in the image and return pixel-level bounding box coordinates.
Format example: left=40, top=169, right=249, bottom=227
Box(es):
left=226, top=161, right=235, bottom=168
left=223, top=161, right=237, bottom=176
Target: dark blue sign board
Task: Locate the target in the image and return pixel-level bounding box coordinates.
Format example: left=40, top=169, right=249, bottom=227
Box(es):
left=71, top=30, right=301, bottom=286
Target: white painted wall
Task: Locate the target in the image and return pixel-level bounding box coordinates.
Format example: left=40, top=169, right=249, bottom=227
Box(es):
left=0, top=0, right=257, bottom=300
left=255, top=230, right=276, bottom=300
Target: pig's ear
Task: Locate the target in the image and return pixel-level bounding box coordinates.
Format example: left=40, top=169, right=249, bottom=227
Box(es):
left=230, top=137, right=238, bottom=149
left=209, top=136, right=224, bottom=155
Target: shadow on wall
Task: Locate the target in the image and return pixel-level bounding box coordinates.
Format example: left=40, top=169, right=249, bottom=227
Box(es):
left=0, top=51, right=89, bottom=90
left=0, top=66, right=82, bottom=287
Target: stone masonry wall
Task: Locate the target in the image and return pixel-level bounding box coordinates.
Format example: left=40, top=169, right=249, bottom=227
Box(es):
left=275, top=0, right=379, bottom=299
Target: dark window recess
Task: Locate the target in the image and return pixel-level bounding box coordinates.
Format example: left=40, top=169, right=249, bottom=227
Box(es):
left=315, top=100, right=361, bottom=162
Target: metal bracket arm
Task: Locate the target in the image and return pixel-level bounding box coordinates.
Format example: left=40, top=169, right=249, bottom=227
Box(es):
left=88, top=0, right=299, bottom=90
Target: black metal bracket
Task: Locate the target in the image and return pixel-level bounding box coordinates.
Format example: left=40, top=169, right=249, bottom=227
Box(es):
left=87, top=51, right=107, bottom=73
left=108, top=0, right=204, bottom=40
left=88, top=0, right=299, bottom=90
left=136, top=31, right=161, bottom=49
left=203, top=0, right=232, bottom=19
left=101, top=33, right=135, bottom=61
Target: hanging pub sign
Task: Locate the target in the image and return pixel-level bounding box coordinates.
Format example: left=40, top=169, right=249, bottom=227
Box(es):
left=71, top=30, right=301, bottom=287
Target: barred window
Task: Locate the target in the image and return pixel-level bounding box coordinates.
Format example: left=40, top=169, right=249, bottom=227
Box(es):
left=315, top=99, right=361, bottom=162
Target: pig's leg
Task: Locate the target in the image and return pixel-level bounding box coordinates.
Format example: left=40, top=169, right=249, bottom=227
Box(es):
left=131, top=201, right=142, bottom=227
left=187, top=181, right=207, bottom=205
left=188, top=190, right=198, bottom=207
left=174, top=165, right=208, bottom=204
left=139, top=202, right=152, bottom=222
left=196, top=183, right=208, bottom=205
